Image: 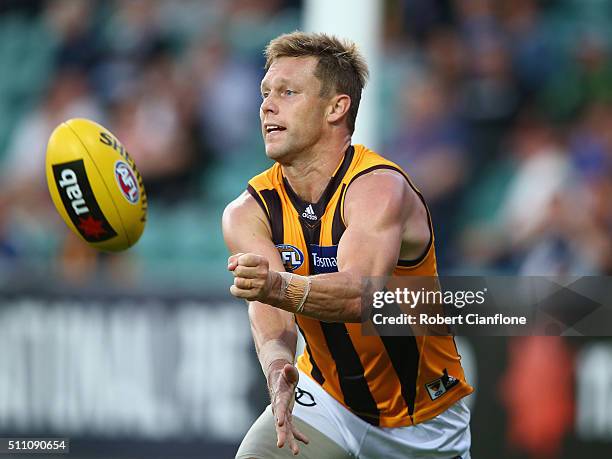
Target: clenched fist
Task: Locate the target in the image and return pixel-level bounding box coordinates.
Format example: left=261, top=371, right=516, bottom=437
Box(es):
left=228, top=253, right=278, bottom=302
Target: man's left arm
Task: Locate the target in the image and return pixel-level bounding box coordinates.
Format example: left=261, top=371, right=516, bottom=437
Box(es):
left=230, top=170, right=430, bottom=322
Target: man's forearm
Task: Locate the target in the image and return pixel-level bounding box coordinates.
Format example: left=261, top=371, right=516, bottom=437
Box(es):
left=266, top=270, right=364, bottom=323
left=249, top=302, right=298, bottom=376
left=257, top=339, right=294, bottom=375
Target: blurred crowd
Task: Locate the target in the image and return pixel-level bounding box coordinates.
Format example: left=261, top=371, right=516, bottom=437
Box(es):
left=0, top=0, right=610, bottom=284
left=381, top=0, right=612, bottom=275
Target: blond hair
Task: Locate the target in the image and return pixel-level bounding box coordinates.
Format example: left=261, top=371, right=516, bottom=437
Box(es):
left=264, top=31, right=369, bottom=134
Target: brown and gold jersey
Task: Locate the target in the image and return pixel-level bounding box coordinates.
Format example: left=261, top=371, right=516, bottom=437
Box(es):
left=247, top=144, right=473, bottom=427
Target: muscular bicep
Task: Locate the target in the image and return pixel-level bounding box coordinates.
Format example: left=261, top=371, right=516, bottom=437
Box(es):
left=337, top=170, right=422, bottom=278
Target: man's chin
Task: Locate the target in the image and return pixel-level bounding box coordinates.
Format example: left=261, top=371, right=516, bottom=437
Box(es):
left=264, top=144, right=287, bottom=161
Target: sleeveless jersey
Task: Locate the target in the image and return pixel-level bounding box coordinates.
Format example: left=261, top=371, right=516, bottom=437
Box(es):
left=247, top=144, right=473, bottom=428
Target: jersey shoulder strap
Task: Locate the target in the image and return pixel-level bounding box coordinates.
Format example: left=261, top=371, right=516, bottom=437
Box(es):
left=339, top=144, right=423, bottom=222
left=246, top=163, right=285, bottom=243
left=247, top=163, right=283, bottom=214
left=344, top=144, right=418, bottom=188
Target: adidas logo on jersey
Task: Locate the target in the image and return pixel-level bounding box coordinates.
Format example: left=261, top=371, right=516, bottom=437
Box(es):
left=302, top=204, right=317, bottom=221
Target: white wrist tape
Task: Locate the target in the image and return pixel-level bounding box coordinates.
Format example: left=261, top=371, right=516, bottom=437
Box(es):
left=278, top=271, right=311, bottom=314
left=296, top=276, right=311, bottom=313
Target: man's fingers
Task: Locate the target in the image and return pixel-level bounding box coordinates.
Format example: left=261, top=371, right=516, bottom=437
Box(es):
left=269, top=363, right=301, bottom=453
left=229, top=285, right=255, bottom=299
left=228, top=253, right=265, bottom=270
left=274, top=392, right=295, bottom=426
left=227, top=253, right=244, bottom=271
left=289, top=434, right=299, bottom=455
left=292, top=424, right=310, bottom=444
left=234, top=276, right=255, bottom=290
left=275, top=407, right=285, bottom=427
left=237, top=253, right=264, bottom=267
left=232, top=265, right=262, bottom=279
left=228, top=253, right=270, bottom=302
left=276, top=423, right=287, bottom=448
left=276, top=420, right=301, bottom=455
left=276, top=431, right=285, bottom=448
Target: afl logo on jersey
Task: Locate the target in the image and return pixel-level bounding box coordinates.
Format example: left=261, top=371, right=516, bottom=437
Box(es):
left=276, top=244, right=304, bottom=272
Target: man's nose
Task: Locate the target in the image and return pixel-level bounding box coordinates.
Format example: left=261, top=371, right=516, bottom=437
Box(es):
left=261, top=95, right=278, bottom=114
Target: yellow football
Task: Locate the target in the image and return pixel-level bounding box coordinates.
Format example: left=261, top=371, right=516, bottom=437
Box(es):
left=45, top=118, right=147, bottom=252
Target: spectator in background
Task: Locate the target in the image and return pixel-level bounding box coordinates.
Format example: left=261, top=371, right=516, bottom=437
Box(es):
left=498, top=0, right=558, bottom=97
left=188, top=34, right=261, bottom=159
left=0, top=68, right=104, bottom=276
left=92, top=0, right=166, bottom=104
left=0, top=0, right=44, bottom=16
left=496, top=116, right=571, bottom=257
left=570, top=103, right=612, bottom=178
left=1, top=68, right=103, bottom=205
left=386, top=75, right=468, bottom=268
left=109, top=45, right=205, bottom=204
left=424, top=26, right=467, bottom=93
left=45, top=0, right=98, bottom=72
left=222, top=0, right=301, bottom=58
left=457, top=33, right=521, bottom=171
left=541, top=33, right=612, bottom=121
left=459, top=110, right=610, bottom=275
left=397, top=0, right=452, bottom=43
left=459, top=113, right=567, bottom=271
left=452, top=0, right=499, bottom=50
left=567, top=102, right=612, bottom=274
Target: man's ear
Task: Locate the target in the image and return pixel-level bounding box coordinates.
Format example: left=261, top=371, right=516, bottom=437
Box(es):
left=327, top=94, right=351, bottom=124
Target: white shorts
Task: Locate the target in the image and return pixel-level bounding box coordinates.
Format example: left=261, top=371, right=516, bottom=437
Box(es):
left=292, top=369, right=471, bottom=459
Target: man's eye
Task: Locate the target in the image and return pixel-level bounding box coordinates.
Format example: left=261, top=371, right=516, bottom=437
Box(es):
left=261, top=92, right=269, bottom=99
left=285, top=89, right=295, bottom=96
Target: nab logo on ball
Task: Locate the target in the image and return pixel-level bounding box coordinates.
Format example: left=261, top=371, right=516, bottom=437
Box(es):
left=52, top=160, right=118, bottom=242
left=114, top=161, right=140, bottom=204
left=276, top=244, right=304, bottom=272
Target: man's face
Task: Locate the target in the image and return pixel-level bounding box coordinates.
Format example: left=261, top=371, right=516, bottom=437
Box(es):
left=260, top=56, right=330, bottom=161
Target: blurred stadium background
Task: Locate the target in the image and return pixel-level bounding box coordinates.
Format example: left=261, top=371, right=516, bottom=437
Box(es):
left=0, top=0, right=610, bottom=458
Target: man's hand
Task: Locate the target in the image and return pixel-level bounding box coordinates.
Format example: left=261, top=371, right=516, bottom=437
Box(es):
left=267, top=360, right=310, bottom=455
left=228, top=253, right=278, bottom=302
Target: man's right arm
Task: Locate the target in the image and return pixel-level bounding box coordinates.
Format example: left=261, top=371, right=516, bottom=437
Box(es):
left=222, top=190, right=297, bottom=377
left=222, top=191, right=308, bottom=454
